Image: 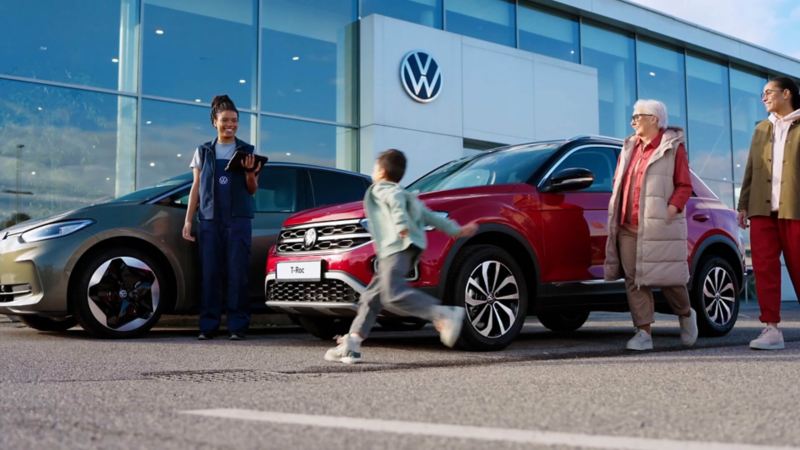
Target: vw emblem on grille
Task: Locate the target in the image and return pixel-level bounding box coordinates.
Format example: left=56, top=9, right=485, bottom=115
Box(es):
left=303, top=228, right=317, bottom=250
left=400, top=51, right=441, bottom=103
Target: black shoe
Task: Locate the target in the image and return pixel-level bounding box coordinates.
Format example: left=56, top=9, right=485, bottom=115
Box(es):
left=229, top=332, right=246, bottom=341
left=198, top=332, right=213, bottom=340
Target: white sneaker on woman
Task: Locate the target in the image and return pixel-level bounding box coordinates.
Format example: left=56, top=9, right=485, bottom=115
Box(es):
left=749, top=326, right=784, bottom=350
left=679, top=308, right=698, bottom=346
left=626, top=329, right=653, bottom=351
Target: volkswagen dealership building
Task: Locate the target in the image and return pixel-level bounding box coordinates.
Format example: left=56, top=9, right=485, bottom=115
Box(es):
left=1, top=0, right=799, bottom=298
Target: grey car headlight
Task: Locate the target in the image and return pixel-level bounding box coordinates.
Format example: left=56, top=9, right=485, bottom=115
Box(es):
left=20, top=219, right=94, bottom=243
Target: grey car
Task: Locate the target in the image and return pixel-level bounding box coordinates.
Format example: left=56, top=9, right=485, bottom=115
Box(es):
left=0, top=163, right=370, bottom=338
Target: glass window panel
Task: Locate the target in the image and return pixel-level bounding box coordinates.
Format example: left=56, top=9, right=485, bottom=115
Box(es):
left=255, top=166, right=302, bottom=212
left=142, top=0, right=257, bottom=108
left=553, top=147, right=617, bottom=193
left=262, top=0, right=358, bottom=124
left=361, top=0, right=442, bottom=28
left=703, top=179, right=734, bottom=209
left=260, top=116, right=357, bottom=170
left=138, top=100, right=254, bottom=188
left=730, top=67, right=768, bottom=183
left=686, top=54, right=733, bottom=182
left=0, top=0, right=137, bottom=91
left=518, top=2, right=579, bottom=63
left=0, top=80, right=133, bottom=223
left=581, top=23, right=636, bottom=139
left=445, top=0, right=515, bottom=47
left=636, top=39, right=687, bottom=130
left=309, top=169, right=368, bottom=207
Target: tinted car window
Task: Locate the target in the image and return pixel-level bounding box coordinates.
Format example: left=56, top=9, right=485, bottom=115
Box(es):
left=255, top=167, right=302, bottom=213
left=408, top=143, right=560, bottom=193
left=551, top=146, right=617, bottom=192
left=309, top=169, right=369, bottom=207
left=112, top=173, right=193, bottom=203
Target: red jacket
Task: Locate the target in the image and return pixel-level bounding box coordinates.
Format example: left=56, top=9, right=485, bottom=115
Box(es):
left=619, top=130, right=692, bottom=229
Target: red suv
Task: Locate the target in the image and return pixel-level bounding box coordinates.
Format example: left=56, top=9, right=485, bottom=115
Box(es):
left=265, top=137, right=745, bottom=350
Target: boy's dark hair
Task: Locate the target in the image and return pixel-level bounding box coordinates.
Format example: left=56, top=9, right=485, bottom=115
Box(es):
left=377, top=149, right=406, bottom=182
left=770, top=76, right=800, bottom=110
left=210, top=94, right=239, bottom=125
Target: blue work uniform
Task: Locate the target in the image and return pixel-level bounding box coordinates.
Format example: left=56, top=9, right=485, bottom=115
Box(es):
left=194, top=138, right=255, bottom=335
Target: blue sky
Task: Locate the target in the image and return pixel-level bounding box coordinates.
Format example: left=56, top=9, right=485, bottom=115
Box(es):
left=628, top=0, right=800, bottom=60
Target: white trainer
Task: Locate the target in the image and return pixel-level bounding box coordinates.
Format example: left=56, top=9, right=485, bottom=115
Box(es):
left=324, top=334, right=363, bottom=364
left=749, top=326, right=784, bottom=350
left=435, top=306, right=465, bottom=348
left=626, top=329, right=653, bottom=351
left=679, top=308, right=699, bottom=347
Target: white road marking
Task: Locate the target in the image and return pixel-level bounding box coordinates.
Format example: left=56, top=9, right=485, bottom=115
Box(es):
left=181, top=408, right=795, bottom=450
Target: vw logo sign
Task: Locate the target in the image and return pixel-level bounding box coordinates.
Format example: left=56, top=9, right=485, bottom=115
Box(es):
left=400, top=51, right=442, bottom=103
left=303, top=228, right=317, bottom=250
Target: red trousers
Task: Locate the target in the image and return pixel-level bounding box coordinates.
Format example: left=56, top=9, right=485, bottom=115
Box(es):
left=750, top=215, right=800, bottom=323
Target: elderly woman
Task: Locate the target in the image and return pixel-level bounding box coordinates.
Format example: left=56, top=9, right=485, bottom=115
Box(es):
left=604, top=99, right=698, bottom=351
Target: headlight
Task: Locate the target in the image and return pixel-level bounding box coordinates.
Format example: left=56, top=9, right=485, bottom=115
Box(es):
left=20, top=220, right=94, bottom=243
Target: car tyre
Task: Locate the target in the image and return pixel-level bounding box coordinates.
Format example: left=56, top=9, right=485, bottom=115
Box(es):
left=297, top=316, right=352, bottom=340
left=537, top=310, right=589, bottom=333
left=451, top=245, right=528, bottom=351
left=691, top=256, right=739, bottom=337
left=19, top=315, right=78, bottom=332
left=70, top=247, right=168, bottom=338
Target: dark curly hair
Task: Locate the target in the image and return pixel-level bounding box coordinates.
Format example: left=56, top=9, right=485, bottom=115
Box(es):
left=210, top=94, right=239, bottom=125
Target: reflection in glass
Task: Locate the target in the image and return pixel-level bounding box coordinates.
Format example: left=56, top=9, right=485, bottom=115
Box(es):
left=260, top=116, right=357, bottom=170
left=138, top=100, right=254, bottom=188
left=0, top=80, right=129, bottom=223
left=687, top=54, right=732, bottom=182
left=730, top=67, right=767, bottom=183
left=142, top=0, right=257, bottom=108
left=636, top=39, right=687, bottom=130
left=0, top=0, right=137, bottom=91
left=518, top=2, right=579, bottom=63
left=581, top=23, right=636, bottom=138
left=445, top=0, right=515, bottom=47
left=261, top=0, right=357, bottom=124
left=704, top=179, right=734, bottom=210
left=361, top=0, right=442, bottom=28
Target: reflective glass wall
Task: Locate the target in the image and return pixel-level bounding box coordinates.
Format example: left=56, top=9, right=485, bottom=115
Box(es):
left=0, top=0, right=791, bottom=226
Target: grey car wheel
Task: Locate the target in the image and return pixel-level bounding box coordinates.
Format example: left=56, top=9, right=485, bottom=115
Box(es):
left=71, top=247, right=167, bottom=338
left=691, top=256, right=739, bottom=337
left=451, top=245, right=528, bottom=350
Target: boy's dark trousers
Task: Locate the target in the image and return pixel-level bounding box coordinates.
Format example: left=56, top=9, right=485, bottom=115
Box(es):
left=349, top=246, right=443, bottom=338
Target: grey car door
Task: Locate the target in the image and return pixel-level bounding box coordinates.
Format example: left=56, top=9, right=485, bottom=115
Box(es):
left=248, top=166, right=309, bottom=304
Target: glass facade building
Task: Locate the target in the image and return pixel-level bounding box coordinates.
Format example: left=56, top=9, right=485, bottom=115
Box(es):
left=0, top=0, right=797, bottom=227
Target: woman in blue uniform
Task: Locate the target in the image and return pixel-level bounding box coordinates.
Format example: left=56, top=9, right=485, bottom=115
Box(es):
left=182, top=95, right=262, bottom=340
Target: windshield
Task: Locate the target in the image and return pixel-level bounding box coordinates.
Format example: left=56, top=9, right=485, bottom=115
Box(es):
left=111, top=173, right=192, bottom=203
left=407, top=143, right=561, bottom=193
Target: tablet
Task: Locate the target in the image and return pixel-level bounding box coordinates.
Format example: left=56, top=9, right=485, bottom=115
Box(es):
left=225, top=151, right=268, bottom=172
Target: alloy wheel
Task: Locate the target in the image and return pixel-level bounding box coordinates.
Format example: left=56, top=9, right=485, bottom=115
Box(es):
left=86, top=257, right=160, bottom=332
left=464, top=260, right=520, bottom=338
left=702, top=266, right=736, bottom=327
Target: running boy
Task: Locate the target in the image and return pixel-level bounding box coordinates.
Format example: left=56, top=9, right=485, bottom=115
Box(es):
left=325, top=149, right=478, bottom=364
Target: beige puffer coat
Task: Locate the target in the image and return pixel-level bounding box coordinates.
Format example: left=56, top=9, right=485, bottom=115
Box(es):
left=604, top=127, right=690, bottom=287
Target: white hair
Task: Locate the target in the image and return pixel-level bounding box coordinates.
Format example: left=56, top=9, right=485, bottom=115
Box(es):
left=633, top=99, right=668, bottom=129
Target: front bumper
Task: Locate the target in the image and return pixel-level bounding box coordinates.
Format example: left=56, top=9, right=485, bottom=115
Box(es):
left=0, top=232, right=81, bottom=316
left=264, top=271, right=365, bottom=316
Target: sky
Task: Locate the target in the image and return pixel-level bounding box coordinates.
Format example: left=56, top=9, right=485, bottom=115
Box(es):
left=627, top=0, right=800, bottom=60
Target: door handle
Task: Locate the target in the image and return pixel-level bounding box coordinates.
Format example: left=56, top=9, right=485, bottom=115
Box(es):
left=692, top=214, right=710, bottom=222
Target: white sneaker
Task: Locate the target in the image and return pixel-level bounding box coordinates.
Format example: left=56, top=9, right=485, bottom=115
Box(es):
left=324, top=334, right=362, bottom=364
left=749, top=326, right=784, bottom=350
left=679, top=308, right=698, bottom=347
left=626, top=329, right=653, bottom=351
left=435, top=306, right=465, bottom=348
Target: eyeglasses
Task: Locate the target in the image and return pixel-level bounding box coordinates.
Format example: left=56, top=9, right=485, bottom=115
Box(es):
left=762, top=88, right=784, bottom=98
left=630, top=114, right=654, bottom=122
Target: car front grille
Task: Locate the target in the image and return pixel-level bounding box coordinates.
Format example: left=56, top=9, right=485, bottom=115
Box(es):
left=277, top=219, right=371, bottom=254
left=266, top=280, right=359, bottom=303
left=0, top=284, right=32, bottom=303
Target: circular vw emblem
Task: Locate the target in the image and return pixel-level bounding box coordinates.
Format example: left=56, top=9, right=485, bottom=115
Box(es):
left=400, top=51, right=442, bottom=103
left=219, top=176, right=229, bottom=185
left=118, top=289, right=128, bottom=299
left=303, top=228, right=317, bottom=250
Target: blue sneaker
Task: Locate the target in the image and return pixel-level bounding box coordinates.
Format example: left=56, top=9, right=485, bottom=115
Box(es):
left=324, top=334, right=362, bottom=364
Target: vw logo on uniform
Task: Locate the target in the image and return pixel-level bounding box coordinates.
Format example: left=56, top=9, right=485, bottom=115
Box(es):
left=303, top=228, right=317, bottom=250
left=219, top=176, right=229, bottom=185
left=400, top=51, right=442, bottom=103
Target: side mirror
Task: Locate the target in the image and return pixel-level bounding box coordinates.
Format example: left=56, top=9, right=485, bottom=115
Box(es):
left=541, top=167, right=594, bottom=193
